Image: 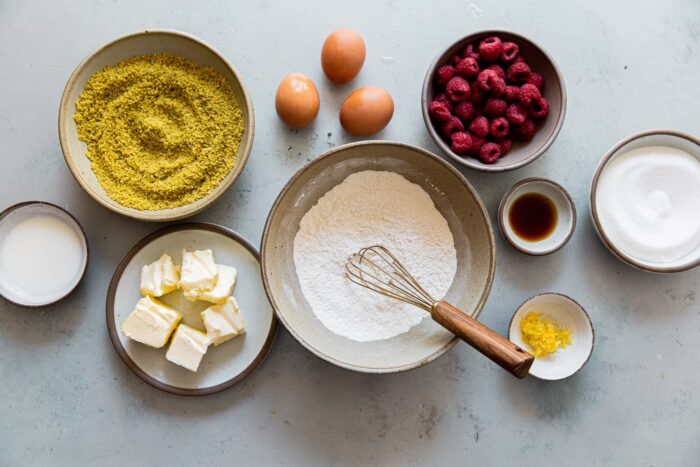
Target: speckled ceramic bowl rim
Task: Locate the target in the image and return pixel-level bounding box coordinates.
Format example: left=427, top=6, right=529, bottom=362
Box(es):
left=590, top=129, right=700, bottom=273
left=260, top=140, right=496, bottom=374
left=498, top=177, right=577, bottom=256
left=0, top=201, right=89, bottom=308
left=106, top=222, right=278, bottom=396
left=507, top=292, right=594, bottom=381
left=421, top=29, right=567, bottom=173
left=58, top=29, right=255, bottom=222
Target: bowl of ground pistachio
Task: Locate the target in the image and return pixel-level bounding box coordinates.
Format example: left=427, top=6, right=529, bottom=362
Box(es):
left=59, top=30, right=254, bottom=221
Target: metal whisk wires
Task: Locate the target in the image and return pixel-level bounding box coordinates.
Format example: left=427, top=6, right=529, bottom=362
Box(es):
left=345, top=245, right=437, bottom=312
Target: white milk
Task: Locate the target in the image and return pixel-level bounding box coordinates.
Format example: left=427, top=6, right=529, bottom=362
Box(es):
left=0, top=211, right=86, bottom=305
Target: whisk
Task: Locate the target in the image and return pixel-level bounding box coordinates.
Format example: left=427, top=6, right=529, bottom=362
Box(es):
left=346, top=245, right=533, bottom=378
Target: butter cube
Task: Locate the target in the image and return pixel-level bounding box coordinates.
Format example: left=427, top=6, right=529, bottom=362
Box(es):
left=121, top=296, right=182, bottom=348
left=179, top=249, right=218, bottom=299
left=190, top=265, right=238, bottom=303
left=201, top=297, right=245, bottom=346
left=165, top=324, right=210, bottom=372
left=140, top=253, right=180, bottom=297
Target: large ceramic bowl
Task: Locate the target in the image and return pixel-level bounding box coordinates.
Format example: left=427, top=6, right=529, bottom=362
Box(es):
left=58, top=29, right=255, bottom=222
left=590, top=129, right=700, bottom=273
left=422, top=30, right=566, bottom=172
left=260, top=141, right=496, bottom=373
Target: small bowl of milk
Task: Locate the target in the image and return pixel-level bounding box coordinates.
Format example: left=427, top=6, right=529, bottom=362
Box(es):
left=590, top=129, right=700, bottom=273
left=0, top=201, right=88, bottom=306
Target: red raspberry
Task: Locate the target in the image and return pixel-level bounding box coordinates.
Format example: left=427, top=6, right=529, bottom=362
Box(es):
left=527, top=72, right=545, bottom=91
left=454, top=101, right=476, bottom=123
left=435, top=65, right=455, bottom=86
left=507, top=61, right=531, bottom=83
left=530, top=96, right=549, bottom=119
left=506, top=103, right=527, bottom=125
left=517, top=83, right=541, bottom=107
left=450, top=131, right=473, bottom=156
left=478, top=36, right=502, bottom=62
left=477, top=71, right=506, bottom=96
left=490, top=117, right=510, bottom=139
left=462, top=43, right=480, bottom=61
left=515, top=119, right=536, bottom=141
left=446, top=76, right=471, bottom=103
left=496, top=138, right=512, bottom=155
left=514, top=55, right=526, bottom=64
left=503, top=85, right=519, bottom=103
left=455, top=57, right=480, bottom=78
left=484, top=98, right=507, bottom=117
left=428, top=101, right=452, bottom=123
left=469, top=135, right=486, bottom=156
left=449, top=54, right=462, bottom=66
left=469, top=84, right=486, bottom=104
left=468, top=116, right=490, bottom=138
left=491, top=77, right=506, bottom=96
left=477, top=69, right=496, bottom=90
left=433, top=93, right=453, bottom=112
left=479, top=142, right=502, bottom=164
left=440, top=116, right=464, bottom=139
left=500, top=42, right=519, bottom=63
left=487, top=64, right=505, bottom=80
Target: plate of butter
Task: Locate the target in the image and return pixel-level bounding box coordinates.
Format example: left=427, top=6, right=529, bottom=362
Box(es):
left=107, top=223, right=277, bottom=395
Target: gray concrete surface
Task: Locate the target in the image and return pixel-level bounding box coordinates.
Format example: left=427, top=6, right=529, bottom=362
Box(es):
left=1, top=0, right=699, bottom=465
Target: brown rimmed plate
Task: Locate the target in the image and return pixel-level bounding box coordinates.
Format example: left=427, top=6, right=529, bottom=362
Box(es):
left=107, top=223, right=277, bottom=396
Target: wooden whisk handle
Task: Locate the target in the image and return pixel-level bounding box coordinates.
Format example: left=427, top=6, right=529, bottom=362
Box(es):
left=431, top=300, right=533, bottom=378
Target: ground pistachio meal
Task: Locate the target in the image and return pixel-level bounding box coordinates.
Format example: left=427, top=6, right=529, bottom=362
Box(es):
left=74, top=53, right=244, bottom=210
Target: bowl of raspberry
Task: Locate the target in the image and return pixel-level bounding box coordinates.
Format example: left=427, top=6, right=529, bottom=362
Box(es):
left=422, top=31, right=566, bottom=172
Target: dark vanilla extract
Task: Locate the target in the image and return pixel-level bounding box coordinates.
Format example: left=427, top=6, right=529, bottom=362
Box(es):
left=508, top=193, right=557, bottom=242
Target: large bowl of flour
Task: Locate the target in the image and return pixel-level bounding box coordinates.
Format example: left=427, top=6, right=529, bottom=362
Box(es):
left=261, top=141, right=495, bottom=373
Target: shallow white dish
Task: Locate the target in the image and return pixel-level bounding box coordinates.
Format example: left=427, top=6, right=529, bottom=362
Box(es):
left=107, top=223, right=277, bottom=395
left=499, top=178, right=576, bottom=255
left=590, top=129, right=700, bottom=273
left=0, top=201, right=88, bottom=307
left=508, top=293, right=594, bottom=381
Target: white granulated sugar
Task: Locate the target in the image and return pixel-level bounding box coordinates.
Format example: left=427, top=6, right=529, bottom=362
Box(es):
left=293, top=170, right=458, bottom=342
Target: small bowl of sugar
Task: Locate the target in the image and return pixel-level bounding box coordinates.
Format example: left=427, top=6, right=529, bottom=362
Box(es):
left=0, top=201, right=89, bottom=307
left=591, top=129, right=700, bottom=273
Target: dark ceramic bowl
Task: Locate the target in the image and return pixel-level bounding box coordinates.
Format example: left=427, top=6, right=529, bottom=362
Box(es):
left=422, top=30, right=566, bottom=172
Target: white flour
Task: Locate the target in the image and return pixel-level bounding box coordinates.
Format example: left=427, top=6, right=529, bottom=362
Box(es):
left=293, top=170, right=458, bottom=342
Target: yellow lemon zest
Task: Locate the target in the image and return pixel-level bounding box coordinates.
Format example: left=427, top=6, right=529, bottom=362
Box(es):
left=520, top=311, right=572, bottom=358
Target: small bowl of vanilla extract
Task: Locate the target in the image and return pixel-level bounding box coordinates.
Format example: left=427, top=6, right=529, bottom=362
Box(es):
left=499, top=178, right=576, bottom=255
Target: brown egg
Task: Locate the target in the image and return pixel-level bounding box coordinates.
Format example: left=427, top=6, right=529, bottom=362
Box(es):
left=321, top=29, right=366, bottom=84
left=340, top=86, right=394, bottom=136
left=275, top=73, right=320, bottom=129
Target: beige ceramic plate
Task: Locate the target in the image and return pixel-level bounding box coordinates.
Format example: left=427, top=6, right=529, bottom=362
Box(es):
left=58, top=29, right=255, bottom=222
left=260, top=141, right=496, bottom=373
left=107, top=223, right=277, bottom=396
